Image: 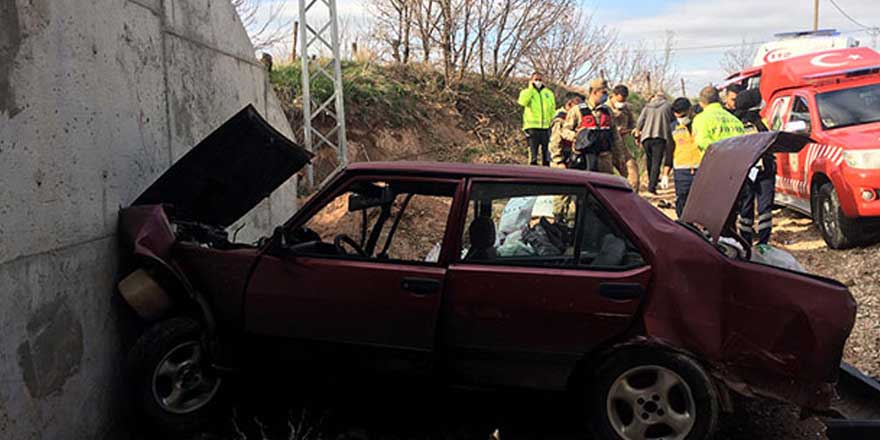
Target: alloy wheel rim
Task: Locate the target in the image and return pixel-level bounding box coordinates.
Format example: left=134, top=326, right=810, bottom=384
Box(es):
left=151, top=341, right=221, bottom=414
left=606, top=365, right=696, bottom=440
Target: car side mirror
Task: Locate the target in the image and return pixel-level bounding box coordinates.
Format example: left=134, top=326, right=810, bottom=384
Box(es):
left=783, top=120, right=809, bottom=134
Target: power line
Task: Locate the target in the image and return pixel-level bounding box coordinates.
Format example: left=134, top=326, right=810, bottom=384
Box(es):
left=827, top=0, right=877, bottom=31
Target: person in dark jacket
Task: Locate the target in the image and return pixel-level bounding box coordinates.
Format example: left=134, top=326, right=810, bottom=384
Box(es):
left=734, top=89, right=776, bottom=246
left=636, top=92, right=675, bottom=194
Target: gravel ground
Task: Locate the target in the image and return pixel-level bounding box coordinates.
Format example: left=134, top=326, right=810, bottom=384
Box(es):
left=185, top=188, right=878, bottom=440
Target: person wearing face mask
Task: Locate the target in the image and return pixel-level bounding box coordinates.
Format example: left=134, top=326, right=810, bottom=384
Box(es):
left=608, top=85, right=641, bottom=190
left=636, top=91, right=675, bottom=194
left=564, top=78, right=621, bottom=173
left=517, top=72, right=556, bottom=166
left=548, top=92, right=584, bottom=168
left=669, top=97, right=701, bottom=217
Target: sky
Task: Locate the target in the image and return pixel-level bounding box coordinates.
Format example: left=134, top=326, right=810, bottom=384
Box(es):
left=256, top=0, right=880, bottom=95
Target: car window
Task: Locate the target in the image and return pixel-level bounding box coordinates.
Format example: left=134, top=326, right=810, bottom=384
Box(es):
left=459, top=182, right=644, bottom=270
left=789, top=96, right=812, bottom=132
left=298, top=179, right=455, bottom=264
left=768, top=96, right=791, bottom=131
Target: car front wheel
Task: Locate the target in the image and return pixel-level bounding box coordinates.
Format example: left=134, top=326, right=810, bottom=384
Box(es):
left=814, top=183, right=864, bottom=249
left=588, top=347, right=718, bottom=440
left=128, top=317, right=225, bottom=434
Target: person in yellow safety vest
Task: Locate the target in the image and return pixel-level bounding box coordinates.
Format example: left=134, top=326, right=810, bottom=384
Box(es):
left=669, top=97, right=702, bottom=218
left=517, top=72, right=557, bottom=166
left=548, top=92, right=584, bottom=168
left=692, top=86, right=745, bottom=153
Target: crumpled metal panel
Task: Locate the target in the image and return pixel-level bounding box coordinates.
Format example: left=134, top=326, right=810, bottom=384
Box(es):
left=681, top=131, right=812, bottom=243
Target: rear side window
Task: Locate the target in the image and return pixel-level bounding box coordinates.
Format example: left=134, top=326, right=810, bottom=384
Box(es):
left=459, top=182, right=644, bottom=270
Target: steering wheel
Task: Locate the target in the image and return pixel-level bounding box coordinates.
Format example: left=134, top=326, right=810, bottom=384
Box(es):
left=334, top=234, right=367, bottom=256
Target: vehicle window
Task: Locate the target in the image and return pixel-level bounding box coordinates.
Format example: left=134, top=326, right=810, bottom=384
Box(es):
left=789, top=96, right=813, bottom=132
left=460, top=182, right=644, bottom=270
left=298, top=180, right=455, bottom=264
left=768, top=96, right=791, bottom=131
left=817, top=83, right=880, bottom=130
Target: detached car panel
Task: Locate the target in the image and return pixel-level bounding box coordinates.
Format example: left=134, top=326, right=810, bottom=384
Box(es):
left=117, top=107, right=857, bottom=438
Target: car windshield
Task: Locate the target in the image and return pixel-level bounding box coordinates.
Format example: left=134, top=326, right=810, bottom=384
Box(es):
left=817, top=83, right=880, bottom=130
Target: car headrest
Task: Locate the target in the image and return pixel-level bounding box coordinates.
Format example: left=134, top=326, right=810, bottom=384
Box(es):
left=469, top=217, right=496, bottom=249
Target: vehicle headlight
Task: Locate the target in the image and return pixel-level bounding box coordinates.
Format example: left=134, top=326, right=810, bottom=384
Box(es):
left=843, top=149, right=880, bottom=169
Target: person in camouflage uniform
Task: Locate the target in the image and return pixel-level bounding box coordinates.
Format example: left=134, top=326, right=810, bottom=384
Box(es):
left=548, top=92, right=583, bottom=168
left=608, top=85, right=641, bottom=190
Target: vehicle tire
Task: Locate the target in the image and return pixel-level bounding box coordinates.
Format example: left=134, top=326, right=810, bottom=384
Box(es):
left=128, top=317, right=225, bottom=435
left=814, top=183, right=862, bottom=249
left=587, top=347, right=718, bottom=440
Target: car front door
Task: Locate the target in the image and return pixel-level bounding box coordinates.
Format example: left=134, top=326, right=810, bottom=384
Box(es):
left=440, top=180, right=651, bottom=389
left=244, top=175, right=463, bottom=371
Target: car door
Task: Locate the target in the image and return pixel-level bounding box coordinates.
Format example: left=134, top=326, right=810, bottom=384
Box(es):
left=768, top=95, right=798, bottom=196
left=244, top=175, right=463, bottom=370
left=440, top=179, right=651, bottom=389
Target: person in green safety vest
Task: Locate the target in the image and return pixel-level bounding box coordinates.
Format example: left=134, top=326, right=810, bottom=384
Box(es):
left=517, top=72, right=556, bottom=166
left=692, top=86, right=745, bottom=153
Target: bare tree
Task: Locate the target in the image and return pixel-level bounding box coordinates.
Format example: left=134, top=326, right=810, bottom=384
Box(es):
left=232, top=0, right=292, bottom=52
left=720, top=38, right=755, bottom=75
left=369, top=0, right=414, bottom=63
left=603, top=31, right=678, bottom=95
left=527, top=9, right=616, bottom=85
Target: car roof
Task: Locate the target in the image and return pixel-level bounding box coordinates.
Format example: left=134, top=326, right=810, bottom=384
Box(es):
left=345, top=161, right=632, bottom=190
left=760, top=47, right=880, bottom=97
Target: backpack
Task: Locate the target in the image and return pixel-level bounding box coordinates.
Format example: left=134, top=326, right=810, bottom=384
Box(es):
left=573, top=104, right=614, bottom=154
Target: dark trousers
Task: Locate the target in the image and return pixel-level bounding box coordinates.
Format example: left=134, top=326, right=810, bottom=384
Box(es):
left=673, top=168, right=697, bottom=218
left=526, top=128, right=550, bottom=166
left=643, top=138, right=667, bottom=193
left=738, top=173, right=776, bottom=245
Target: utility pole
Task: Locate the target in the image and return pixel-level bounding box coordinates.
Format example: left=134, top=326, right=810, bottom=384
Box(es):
left=680, top=78, right=687, bottom=98
left=290, top=21, right=299, bottom=63
left=813, top=0, right=819, bottom=32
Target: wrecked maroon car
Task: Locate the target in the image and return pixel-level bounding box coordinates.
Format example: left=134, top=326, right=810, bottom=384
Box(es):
left=118, top=105, right=856, bottom=439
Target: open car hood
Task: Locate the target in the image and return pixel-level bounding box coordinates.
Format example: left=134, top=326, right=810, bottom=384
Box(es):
left=681, top=132, right=812, bottom=243
left=132, top=105, right=312, bottom=227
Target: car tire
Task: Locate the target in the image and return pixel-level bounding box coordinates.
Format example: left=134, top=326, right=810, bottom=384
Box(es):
left=587, top=347, right=719, bottom=440
left=128, top=317, right=225, bottom=435
left=814, top=183, right=862, bottom=249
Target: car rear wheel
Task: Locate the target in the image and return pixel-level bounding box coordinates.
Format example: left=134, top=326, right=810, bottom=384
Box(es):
left=588, top=347, right=718, bottom=440
left=814, top=183, right=863, bottom=249
left=128, top=317, right=225, bottom=434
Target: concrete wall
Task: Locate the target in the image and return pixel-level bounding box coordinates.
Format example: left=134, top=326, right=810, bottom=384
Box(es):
left=0, top=0, right=297, bottom=438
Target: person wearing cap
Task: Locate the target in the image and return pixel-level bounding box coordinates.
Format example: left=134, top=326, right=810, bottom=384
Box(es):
left=564, top=78, right=620, bottom=174
left=733, top=88, right=775, bottom=247
left=669, top=97, right=701, bottom=217
left=608, top=85, right=641, bottom=190
left=517, top=72, right=556, bottom=166
left=636, top=91, right=675, bottom=194
left=548, top=92, right=583, bottom=168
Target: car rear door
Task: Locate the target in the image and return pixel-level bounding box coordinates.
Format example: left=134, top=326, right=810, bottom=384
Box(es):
left=244, top=175, right=464, bottom=370
left=439, top=179, right=650, bottom=389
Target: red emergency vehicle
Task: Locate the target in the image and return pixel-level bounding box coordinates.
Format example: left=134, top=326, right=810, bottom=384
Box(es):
left=726, top=47, right=880, bottom=248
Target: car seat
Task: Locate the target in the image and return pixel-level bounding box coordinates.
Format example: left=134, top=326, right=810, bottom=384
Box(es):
left=465, top=217, right=497, bottom=261
left=592, top=233, right=626, bottom=267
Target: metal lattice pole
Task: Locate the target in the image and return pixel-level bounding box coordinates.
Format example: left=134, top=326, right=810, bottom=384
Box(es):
left=298, top=0, right=347, bottom=188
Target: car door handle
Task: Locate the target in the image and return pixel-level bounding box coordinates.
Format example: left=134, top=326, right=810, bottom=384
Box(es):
left=401, top=277, right=440, bottom=296
left=599, top=283, right=644, bottom=301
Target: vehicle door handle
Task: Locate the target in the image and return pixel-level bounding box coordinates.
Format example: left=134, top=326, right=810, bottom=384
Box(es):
left=599, top=283, right=644, bottom=301
left=401, top=277, right=440, bottom=296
